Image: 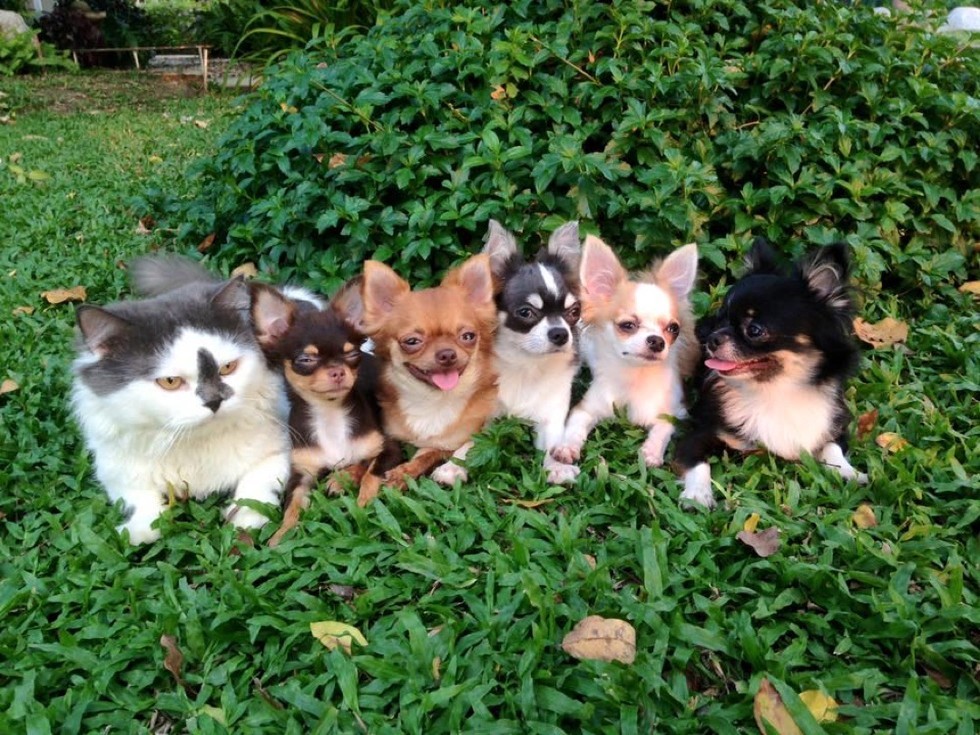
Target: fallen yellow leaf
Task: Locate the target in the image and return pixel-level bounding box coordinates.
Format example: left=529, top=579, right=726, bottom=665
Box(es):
left=743, top=512, right=761, bottom=533
left=853, top=316, right=909, bottom=349
left=310, top=620, right=367, bottom=655
left=561, top=615, right=636, bottom=665
left=231, top=262, right=258, bottom=280
left=490, top=84, right=508, bottom=100
left=12, top=305, right=33, bottom=316
left=148, top=155, right=163, bottom=164
left=280, top=102, right=298, bottom=114
left=194, top=119, right=209, bottom=129
left=958, top=281, right=980, bottom=295
left=799, top=689, right=839, bottom=723
left=502, top=498, right=555, bottom=509
left=432, top=656, right=441, bottom=681
left=328, top=153, right=347, bottom=168
left=876, top=432, right=910, bottom=453
left=41, top=286, right=87, bottom=304
left=754, top=678, right=803, bottom=735
left=852, top=503, right=877, bottom=529
left=1, top=378, right=18, bottom=395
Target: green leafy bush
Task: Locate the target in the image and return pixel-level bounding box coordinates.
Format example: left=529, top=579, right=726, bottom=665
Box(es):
left=0, top=30, right=75, bottom=75
left=146, top=0, right=979, bottom=294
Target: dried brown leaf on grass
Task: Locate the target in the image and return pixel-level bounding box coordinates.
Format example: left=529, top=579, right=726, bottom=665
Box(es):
left=876, top=432, right=910, bottom=453
left=41, top=286, right=87, bottom=304
left=853, top=316, right=909, bottom=349
left=1, top=378, right=19, bottom=395
left=561, top=615, right=636, bottom=664
left=231, top=262, right=258, bottom=280
left=160, top=634, right=187, bottom=690
left=852, top=503, right=877, bottom=529
left=753, top=678, right=802, bottom=735
left=737, top=527, right=780, bottom=557
left=310, top=621, right=368, bottom=655
left=856, top=408, right=879, bottom=440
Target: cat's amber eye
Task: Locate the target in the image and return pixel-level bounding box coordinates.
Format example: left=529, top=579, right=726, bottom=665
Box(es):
left=156, top=376, right=184, bottom=391
left=219, top=360, right=239, bottom=376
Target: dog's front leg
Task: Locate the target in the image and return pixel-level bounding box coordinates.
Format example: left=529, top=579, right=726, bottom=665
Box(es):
left=819, top=442, right=868, bottom=484
left=432, top=442, right=474, bottom=485
left=536, top=415, right=579, bottom=484
left=640, top=419, right=675, bottom=467
left=551, top=388, right=613, bottom=464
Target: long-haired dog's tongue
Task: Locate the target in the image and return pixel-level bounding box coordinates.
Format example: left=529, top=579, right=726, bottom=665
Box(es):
left=705, top=358, right=739, bottom=372
left=431, top=370, right=460, bottom=391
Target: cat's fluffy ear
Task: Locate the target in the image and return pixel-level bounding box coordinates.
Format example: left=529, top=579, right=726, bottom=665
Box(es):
left=76, top=305, right=131, bottom=357
left=250, top=283, right=295, bottom=349
left=212, top=277, right=251, bottom=313
left=331, top=276, right=367, bottom=335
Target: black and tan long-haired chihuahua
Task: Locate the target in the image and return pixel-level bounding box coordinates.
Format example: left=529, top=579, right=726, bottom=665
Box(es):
left=675, top=239, right=866, bottom=508
left=251, top=280, right=400, bottom=545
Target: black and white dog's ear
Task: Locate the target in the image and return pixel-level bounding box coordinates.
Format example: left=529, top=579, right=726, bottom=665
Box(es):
left=482, top=219, right=519, bottom=278
left=546, top=221, right=580, bottom=270
left=798, top=243, right=854, bottom=313
left=744, top=237, right=782, bottom=275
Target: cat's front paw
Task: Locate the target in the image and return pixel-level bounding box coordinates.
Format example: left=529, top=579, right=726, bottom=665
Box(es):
left=118, top=519, right=161, bottom=545
left=226, top=503, right=270, bottom=530
left=431, top=461, right=467, bottom=486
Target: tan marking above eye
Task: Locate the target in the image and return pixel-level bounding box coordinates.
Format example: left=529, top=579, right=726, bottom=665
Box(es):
left=155, top=376, right=184, bottom=391
left=302, top=345, right=319, bottom=355
left=219, top=359, right=239, bottom=376
left=342, top=342, right=355, bottom=353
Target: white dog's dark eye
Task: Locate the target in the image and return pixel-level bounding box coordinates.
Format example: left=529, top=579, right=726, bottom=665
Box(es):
left=665, top=322, right=680, bottom=337
left=517, top=307, right=534, bottom=319
left=617, top=320, right=637, bottom=334
left=565, top=304, right=581, bottom=321
left=745, top=322, right=767, bottom=340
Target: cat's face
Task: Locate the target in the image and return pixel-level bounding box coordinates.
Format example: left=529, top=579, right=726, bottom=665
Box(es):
left=73, top=280, right=274, bottom=432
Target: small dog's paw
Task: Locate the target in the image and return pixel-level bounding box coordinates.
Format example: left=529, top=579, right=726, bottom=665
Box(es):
left=431, top=462, right=468, bottom=486
left=679, top=463, right=715, bottom=509
left=226, top=503, right=269, bottom=530
left=546, top=460, right=580, bottom=485
left=641, top=439, right=667, bottom=467
left=550, top=445, right=579, bottom=464
left=325, top=474, right=348, bottom=496
left=679, top=486, right=716, bottom=510
left=118, top=519, right=161, bottom=545
left=856, top=471, right=869, bottom=485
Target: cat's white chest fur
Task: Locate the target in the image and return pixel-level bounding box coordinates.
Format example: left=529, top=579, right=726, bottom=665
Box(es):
left=720, top=378, right=835, bottom=458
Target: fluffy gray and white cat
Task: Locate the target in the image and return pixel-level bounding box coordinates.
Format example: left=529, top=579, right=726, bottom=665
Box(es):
left=71, top=256, right=292, bottom=544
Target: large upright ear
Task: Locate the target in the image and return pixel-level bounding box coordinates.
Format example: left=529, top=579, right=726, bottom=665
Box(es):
left=482, top=219, right=519, bottom=279
left=76, top=305, right=131, bottom=357
left=330, top=275, right=367, bottom=335
left=744, top=237, right=782, bottom=274
left=211, top=276, right=251, bottom=312
left=798, top=243, right=853, bottom=313
left=444, top=253, right=494, bottom=305
left=250, top=283, right=295, bottom=349
left=546, top=220, right=581, bottom=270
left=361, top=260, right=410, bottom=331
left=656, top=243, right=698, bottom=301
left=579, top=235, right=627, bottom=302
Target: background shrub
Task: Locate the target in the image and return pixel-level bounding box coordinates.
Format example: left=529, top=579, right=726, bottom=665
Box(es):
left=144, top=0, right=979, bottom=296
left=0, top=29, right=74, bottom=75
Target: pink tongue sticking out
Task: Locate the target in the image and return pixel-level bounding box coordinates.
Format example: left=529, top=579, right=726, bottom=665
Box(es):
left=431, top=370, right=461, bottom=391
left=705, top=358, right=740, bottom=372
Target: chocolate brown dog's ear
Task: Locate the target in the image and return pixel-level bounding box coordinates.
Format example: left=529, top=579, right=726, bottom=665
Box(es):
left=330, top=276, right=368, bottom=336
left=250, top=282, right=295, bottom=350
left=360, top=260, right=410, bottom=333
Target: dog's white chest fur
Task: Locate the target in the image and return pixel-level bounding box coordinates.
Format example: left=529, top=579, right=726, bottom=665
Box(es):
left=720, top=378, right=835, bottom=459
left=387, top=365, right=474, bottom=447
left=494, top=339, right=577, bottom=426
left=308, top=403, right=361, bottom=467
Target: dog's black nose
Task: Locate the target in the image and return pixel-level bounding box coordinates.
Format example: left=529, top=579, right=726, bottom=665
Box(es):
left=435, top=349, right=457, bottom=366
left=707, top=330, right=730, bottom=352
left=548, top=327, right=569, bottom=346
left=646, top=335, right=665, bottom=353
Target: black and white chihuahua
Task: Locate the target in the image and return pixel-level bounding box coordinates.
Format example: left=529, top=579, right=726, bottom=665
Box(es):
left=483, top=219, right=583, bottom=483
left=675, top=239, right=866, bottom=508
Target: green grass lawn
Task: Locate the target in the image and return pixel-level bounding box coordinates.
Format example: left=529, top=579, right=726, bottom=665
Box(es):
left=1, top=71, right=977, bottom=734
